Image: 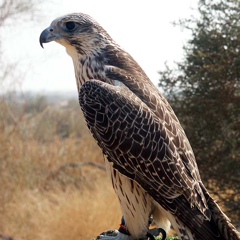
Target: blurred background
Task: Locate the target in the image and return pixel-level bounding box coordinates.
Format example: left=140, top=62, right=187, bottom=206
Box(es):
left=0, top=0, right=239, bottom=239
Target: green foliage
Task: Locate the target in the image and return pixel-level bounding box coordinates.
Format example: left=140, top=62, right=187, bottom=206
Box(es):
left=159, top=0, right=240, bottom=225
left=155, top=237, right=180, bottom=240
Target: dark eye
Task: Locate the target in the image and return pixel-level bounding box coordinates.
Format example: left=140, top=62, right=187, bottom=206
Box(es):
left=65, top=22, right=76, bottom=31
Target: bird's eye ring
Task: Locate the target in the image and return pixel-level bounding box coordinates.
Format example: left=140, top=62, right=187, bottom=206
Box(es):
left=65, top=22, right=76, bottom=31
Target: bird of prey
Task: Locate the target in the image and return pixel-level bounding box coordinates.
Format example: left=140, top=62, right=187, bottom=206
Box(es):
left=39, top=13, right=240, bottom=240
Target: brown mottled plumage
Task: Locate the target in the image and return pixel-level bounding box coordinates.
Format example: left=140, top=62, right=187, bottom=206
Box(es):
left=40, top=13, right=240, bottom=240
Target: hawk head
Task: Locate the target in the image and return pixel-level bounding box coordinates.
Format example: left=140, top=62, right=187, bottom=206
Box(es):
left=39, top=13, right=111, bottom=57
left=39, top=13, right=149, bottom=92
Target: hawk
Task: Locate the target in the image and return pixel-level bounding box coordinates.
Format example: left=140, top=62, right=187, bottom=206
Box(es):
left=39, top=13, right=240, bottom=240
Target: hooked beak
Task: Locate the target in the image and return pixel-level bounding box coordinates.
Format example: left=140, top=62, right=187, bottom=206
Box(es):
left=39, top=26, right=58, bottom=48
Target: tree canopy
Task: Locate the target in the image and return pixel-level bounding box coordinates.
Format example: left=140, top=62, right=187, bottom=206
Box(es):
left=159, top=0, right=240, bottom=225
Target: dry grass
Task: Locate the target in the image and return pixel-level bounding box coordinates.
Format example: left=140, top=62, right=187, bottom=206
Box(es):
left=2, top=178, right=121, bottom=240
left=0, top=97, right=121, bottom=240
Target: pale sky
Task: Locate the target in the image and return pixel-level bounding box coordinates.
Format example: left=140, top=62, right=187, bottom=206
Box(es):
left=2, top=0, right=198, bottom=93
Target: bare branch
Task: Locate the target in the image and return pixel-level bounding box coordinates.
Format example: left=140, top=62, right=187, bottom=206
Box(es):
left=0, top=0, right=37, bottom=27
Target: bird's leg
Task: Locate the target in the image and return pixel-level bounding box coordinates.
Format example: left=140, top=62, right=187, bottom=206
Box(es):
left=96, top=217, right=167, bottom=240
left=96, top=217, right=133, bottom=240
left=147, top=216, right=167, bottom=240
left=96, top=229, right=133, bottom=240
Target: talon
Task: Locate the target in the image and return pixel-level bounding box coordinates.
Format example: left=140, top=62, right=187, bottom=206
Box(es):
left=97, top=230, right=119, bottom=239
left=146, top=232, right=155, bottom=240
left=158, top=228, right=167, bottom=240
left=96, top=230, right=133, bottom=240
left=147, top=228, right=166, bottom=240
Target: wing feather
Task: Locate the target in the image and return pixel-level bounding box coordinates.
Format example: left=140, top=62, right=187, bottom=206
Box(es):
left=79, top=80, right=236, bottom=239
left=79, top=80, right=209, bottom=212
